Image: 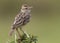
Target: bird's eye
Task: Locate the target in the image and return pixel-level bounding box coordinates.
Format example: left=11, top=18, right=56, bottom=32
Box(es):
left=25, top=8, right=28, bottom=9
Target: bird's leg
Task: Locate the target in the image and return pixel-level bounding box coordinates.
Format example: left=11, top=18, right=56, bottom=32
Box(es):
left=20, top=27, right=24, bottom=33
left=20, top=27, right=29, bottom=38
left=16, top=28, right=21, bottom=39
left=16, top=28, right=21, bottom=43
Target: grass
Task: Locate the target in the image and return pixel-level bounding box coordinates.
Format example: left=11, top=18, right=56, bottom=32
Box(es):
left=10, top=33, right=37, bottom=43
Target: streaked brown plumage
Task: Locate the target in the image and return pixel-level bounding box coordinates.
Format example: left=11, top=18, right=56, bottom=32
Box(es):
left=9, top=4, right=32, bottom=36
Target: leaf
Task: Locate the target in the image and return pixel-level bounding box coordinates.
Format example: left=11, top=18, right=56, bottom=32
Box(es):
left=21, top=34, right=38, bottom=43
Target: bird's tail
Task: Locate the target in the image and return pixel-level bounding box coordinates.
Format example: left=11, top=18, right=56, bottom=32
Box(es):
left=9, top=25, right=16, bottom=36
left=6, top=27, right=17, bottom=43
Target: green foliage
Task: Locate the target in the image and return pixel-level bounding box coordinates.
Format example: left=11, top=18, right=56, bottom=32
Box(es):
left=10, top=33, right=37, bottom=43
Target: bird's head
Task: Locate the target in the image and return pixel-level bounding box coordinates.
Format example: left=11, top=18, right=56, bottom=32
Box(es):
left=21, top=4, right=32, bottom=13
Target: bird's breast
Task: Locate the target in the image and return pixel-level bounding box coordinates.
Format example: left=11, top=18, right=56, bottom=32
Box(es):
left=22, top=13, right=31, bottom=25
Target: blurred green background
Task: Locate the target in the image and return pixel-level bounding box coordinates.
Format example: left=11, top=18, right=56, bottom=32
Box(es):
left=0, top=0, right=60, bottom=43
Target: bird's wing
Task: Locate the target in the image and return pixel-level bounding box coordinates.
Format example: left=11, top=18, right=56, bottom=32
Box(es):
left=13, top=12, right=24, bottom=25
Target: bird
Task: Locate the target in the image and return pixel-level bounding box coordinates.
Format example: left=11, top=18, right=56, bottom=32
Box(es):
left=9, top=4, right=32, bottom=38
